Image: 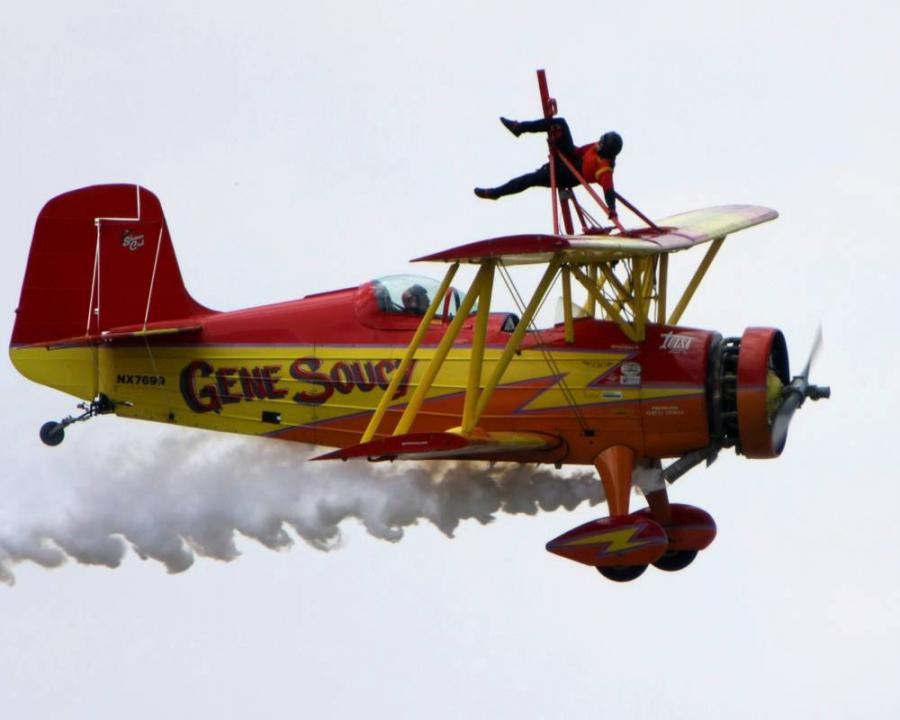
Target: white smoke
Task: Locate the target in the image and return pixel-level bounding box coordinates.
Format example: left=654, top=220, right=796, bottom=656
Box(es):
left=0, top=433, right=603, bottom=585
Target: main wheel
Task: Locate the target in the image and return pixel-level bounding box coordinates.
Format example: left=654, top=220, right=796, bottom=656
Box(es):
left=596, top=564, right=647, bottom=582
left=39, top=421, right=65, bottom=447
left=652, top=549, right=698, bottom=572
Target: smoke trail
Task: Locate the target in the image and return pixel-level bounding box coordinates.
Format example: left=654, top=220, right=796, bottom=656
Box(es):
left=0, top=433, right=603, bottom=585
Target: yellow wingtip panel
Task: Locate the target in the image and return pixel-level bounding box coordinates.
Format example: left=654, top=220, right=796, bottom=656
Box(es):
left=655, top=204, right=779, bottom=243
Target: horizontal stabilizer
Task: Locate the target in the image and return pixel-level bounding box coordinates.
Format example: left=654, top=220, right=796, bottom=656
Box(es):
left=25, top=320, right=203, bottom=350
left=312, top=429, right=563, bottom=462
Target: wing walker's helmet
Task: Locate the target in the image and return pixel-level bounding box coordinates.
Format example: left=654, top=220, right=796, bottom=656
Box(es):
left=598, top=131, right=623, bottom=159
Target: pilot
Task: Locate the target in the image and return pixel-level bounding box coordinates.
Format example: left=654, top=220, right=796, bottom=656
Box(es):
left=474, top=116, right=622, bottom=220
left=401, top=284, right=430, bottom=315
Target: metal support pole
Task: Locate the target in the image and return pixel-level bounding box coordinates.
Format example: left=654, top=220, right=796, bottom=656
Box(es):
left=549, top=155, right=560, bottom=236
left=538, top=69, right=561, bottom=235
left=614, top=191, right=661, bottom=232
left=560, top=193, right=576, bottom=235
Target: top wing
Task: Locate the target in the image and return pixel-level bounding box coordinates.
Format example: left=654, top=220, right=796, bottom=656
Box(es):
left=414, top=204, right=777, bottom=265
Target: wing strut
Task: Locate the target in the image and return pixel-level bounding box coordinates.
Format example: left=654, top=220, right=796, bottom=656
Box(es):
left=360, top=256, right=564, bottom=445
left=667, top=237, right=723, bottom=325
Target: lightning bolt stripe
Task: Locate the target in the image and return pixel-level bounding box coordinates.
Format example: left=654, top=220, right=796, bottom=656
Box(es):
left=560, top=526, right=653, bottom=554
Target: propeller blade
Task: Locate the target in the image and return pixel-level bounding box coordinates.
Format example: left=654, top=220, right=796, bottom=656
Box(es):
left=771, top=388, right=803, bottom=451
left=800, top=325, right=823, bottom=381
left=771, top=327, right=826, bottom=452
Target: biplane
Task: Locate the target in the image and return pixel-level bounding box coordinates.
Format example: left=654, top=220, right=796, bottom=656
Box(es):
left=10, top=71, right=829, bottom=581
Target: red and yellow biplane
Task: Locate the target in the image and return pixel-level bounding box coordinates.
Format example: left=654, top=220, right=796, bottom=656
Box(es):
left=10, top=72, right=828, bottom=581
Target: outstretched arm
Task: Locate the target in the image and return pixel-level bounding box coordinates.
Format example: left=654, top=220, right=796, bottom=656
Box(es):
left=604, top=187, right=617, bottom=219
left=595, top=167, right=617, bottom=219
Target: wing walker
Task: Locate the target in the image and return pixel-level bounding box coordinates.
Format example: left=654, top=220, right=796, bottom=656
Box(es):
left=10, top=70, right=829, bottom=581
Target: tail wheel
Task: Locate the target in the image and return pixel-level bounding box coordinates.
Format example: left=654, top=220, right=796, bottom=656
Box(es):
left=39, top=421, right=65, bottom=447
left=652, top=549, right=698, bottom=572
left=596, top=564, right=647, bottom=582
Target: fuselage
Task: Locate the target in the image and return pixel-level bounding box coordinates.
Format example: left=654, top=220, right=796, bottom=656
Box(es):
left=13, top=276, right=716, bottom=465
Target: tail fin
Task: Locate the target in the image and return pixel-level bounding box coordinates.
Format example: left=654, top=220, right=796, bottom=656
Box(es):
left=12, top=184, right=210, bottom=347
left=11, top=184, right=212, bottom=401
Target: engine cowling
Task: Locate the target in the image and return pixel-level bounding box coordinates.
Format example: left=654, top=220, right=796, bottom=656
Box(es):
left=708, top=328, right=790, bottom=458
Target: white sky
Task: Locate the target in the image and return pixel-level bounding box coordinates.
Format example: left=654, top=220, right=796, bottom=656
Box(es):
left=2, top=1, right=899, bottom=717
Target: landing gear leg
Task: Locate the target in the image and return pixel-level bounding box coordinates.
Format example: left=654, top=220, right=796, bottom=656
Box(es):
left=645, top=484, right=672, bottom=525
left=39, top=394, right=115, bottom=447
left=644, top=483, right=699, bottom=573
left=594, top=445, right=635, bottom=517
left=592, top=446, right=649, bottom=581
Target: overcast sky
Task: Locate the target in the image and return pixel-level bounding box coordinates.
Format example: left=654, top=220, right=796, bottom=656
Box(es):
left=1, top=2, right=899, bottom=718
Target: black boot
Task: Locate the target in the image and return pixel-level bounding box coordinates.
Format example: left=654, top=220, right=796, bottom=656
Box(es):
left=474, top=187, right=499, bottom=200
left=500, top=117, right=522, bottom=137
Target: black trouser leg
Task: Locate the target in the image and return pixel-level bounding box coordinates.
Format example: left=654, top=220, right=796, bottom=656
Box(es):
left=490, top=161, right=579, bottom=198
left=515, top=117, right=576, bottom=157
left=491, top=165, right=552, bottom=197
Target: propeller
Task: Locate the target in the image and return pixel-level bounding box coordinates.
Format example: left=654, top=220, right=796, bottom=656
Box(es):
left=771, top=327, right=831, bottom=452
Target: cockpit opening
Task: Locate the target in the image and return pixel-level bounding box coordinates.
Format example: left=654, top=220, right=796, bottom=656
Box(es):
left=370, top=274, right=476, bottom=318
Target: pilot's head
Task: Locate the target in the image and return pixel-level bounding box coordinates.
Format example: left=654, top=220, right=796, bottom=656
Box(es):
left=597, top=131, right=623, bottom=159
left=402, top=284, right=429, bottom=315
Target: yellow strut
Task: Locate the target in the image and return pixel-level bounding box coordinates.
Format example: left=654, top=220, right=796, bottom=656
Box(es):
left=636, top=256, right=656, bottom=338
left=668, top=237, right=723, bottom=325
left=657, top=253, right=668, bottom=324
left=581, top=264, right=598, bottom=317
left=561, top=265, right=574, bottom=344
left=393, top=262, right=491, bottom=436
left=597, top=262, right=632, bottom=319
left=361, top=262, right=459, bottom=443
left=461, top=261, right=495, bottom=433
left=632, top=259, right=646, bottom=338
left=570, top=265, right=642, bottom=342
left=472, top=256, right=563, bottom=424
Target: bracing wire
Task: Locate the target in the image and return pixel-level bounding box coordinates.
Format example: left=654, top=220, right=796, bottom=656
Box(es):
left=496, top=261, right=591, bottom=433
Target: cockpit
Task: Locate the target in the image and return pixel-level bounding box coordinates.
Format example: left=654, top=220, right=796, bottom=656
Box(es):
left=355, top=274, right=518, bottom=332
left=370, top=274, right=472, bottom=317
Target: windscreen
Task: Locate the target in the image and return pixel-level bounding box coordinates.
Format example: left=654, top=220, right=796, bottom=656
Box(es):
left=371, top=274, right=476, bottom=317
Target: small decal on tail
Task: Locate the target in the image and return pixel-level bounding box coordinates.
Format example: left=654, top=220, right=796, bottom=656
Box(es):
left=121, top=230, right=145, bottom=251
